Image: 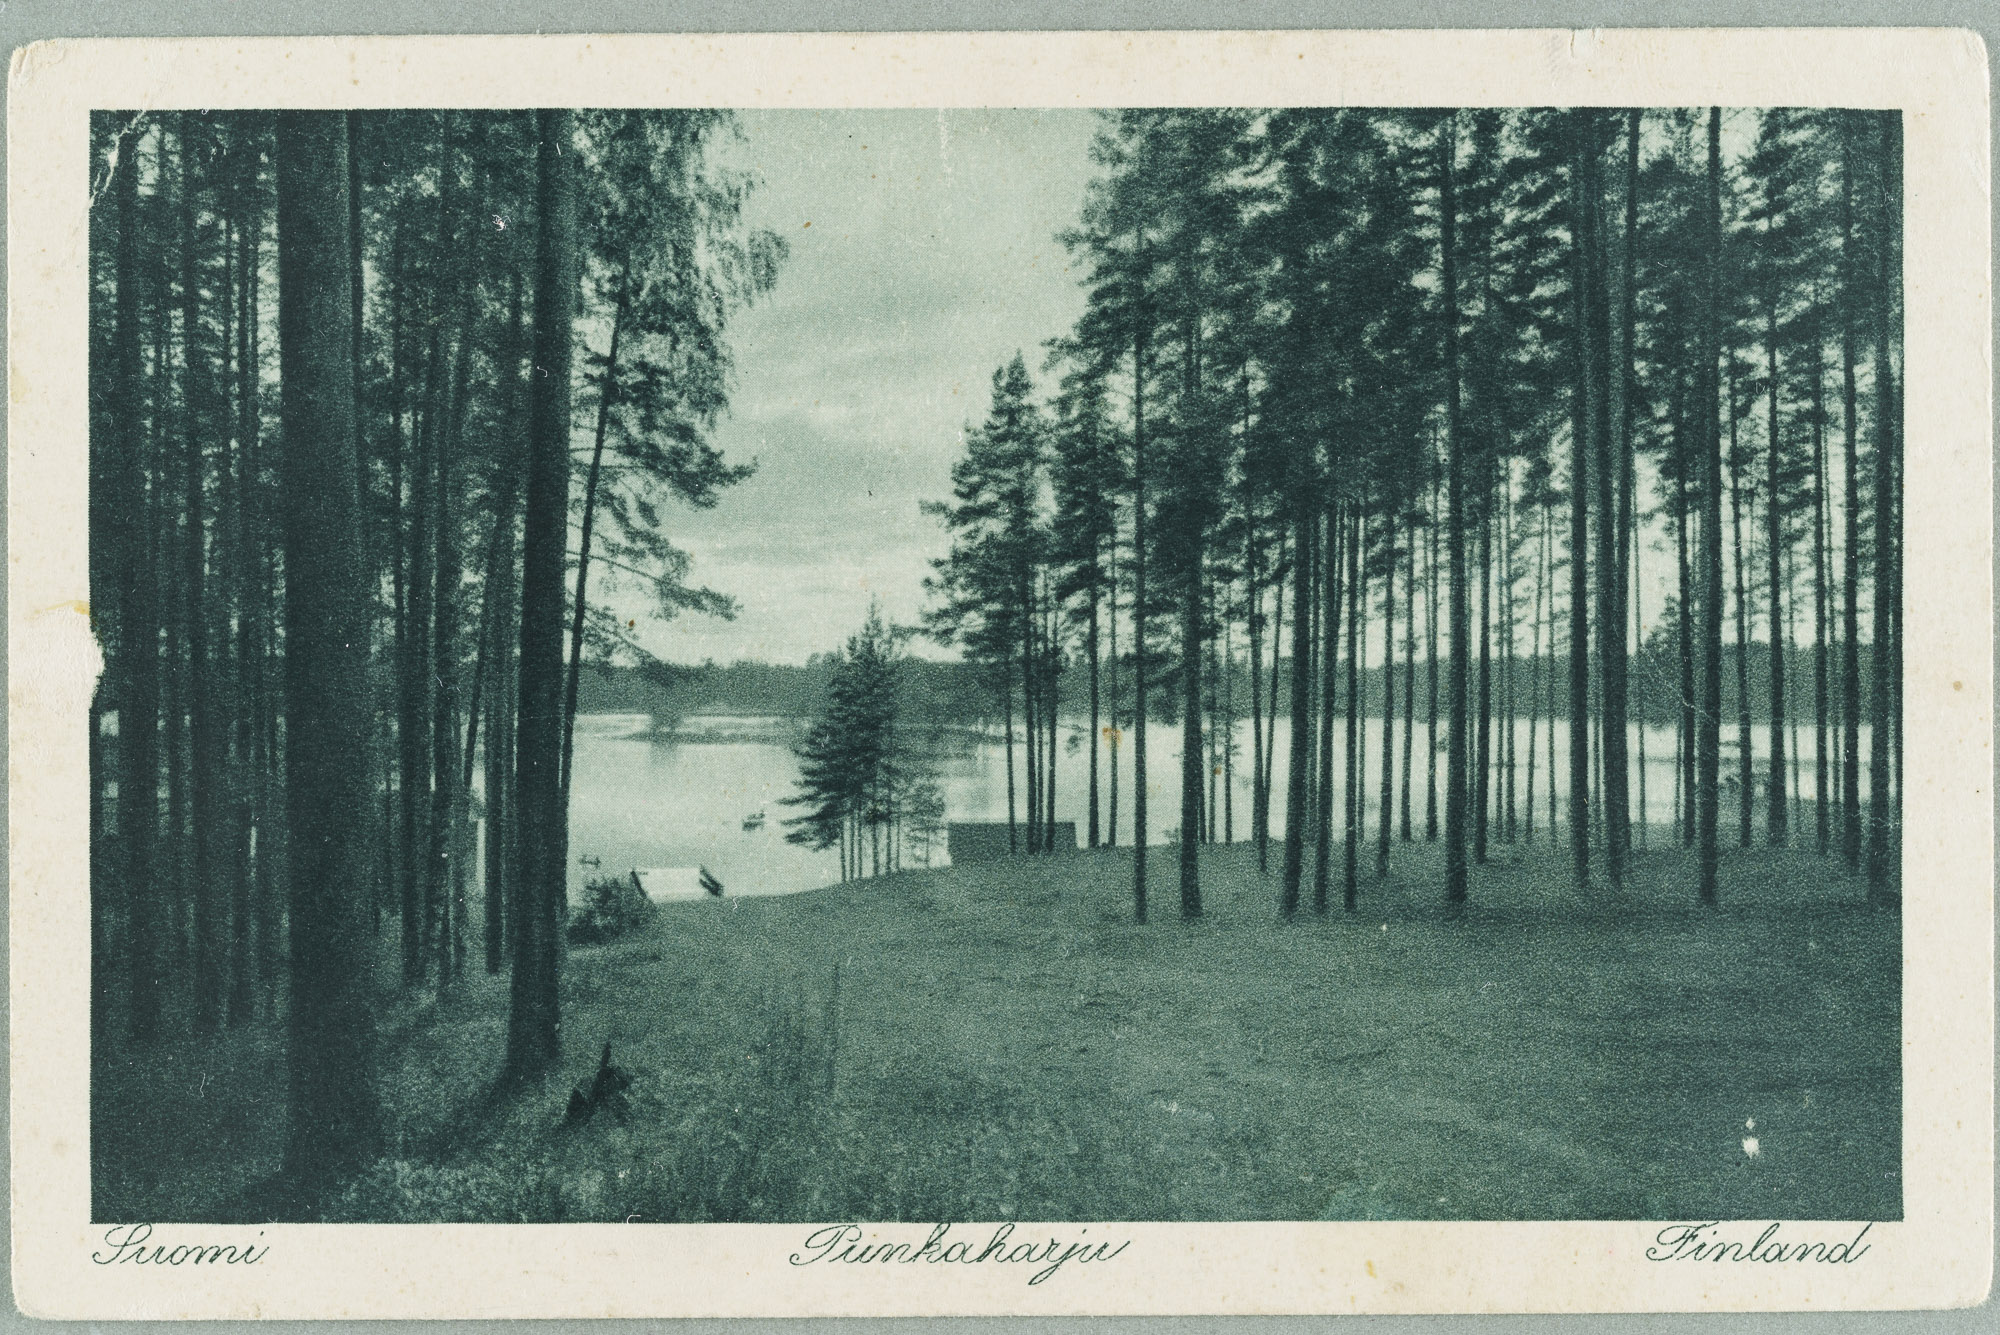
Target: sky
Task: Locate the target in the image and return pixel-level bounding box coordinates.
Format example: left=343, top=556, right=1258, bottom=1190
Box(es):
left=622, top=108, right=1100, bottom=667
left=609, top=107, right=1836, bottom=670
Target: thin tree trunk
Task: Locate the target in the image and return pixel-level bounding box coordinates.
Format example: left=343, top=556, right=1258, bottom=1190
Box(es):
left=404, top=228, right=438, bottom=983
left=1046, top=599, right=1059, bottom=851
left=1401, top=532, right=1417, bottom=842
left=1222, top=605, right=1234, bottom=843
left=477, top=277, right=525, bottom=973
left=178, top=120, right=227, bottom=1033
left=1131, top=303, right=1149, bottom=922
left=1866, top=112, right=1900, bottom=903
left=385, top=222, right=425, bottom=986
left=1765, top=299, right=1789, bottom=845
left=1475, top=475, right=1492, bottom=865
left=1526, top=504, right=1545, bottom=842
left=558, top=285, right=627, bottom=814
left=1263, top=528, right=1286, bottom=830
left=1180, top=544, right=1203, bottom=918
left=1622, top=110, right=1646, bottom=851
left=1548, top=544, right=1561, bottom=847
left=483, top=547, right=514, bottom=972
left=432, top=354, right=471, bottom=985
left=114, top=121, right=163, bottom=1045
left=1426, top=464, right=1440, bottom=842
left=1003, top=660, right=1017, bottom=852
left=1109, top=538, right=1120, bottom=848
left=1441, top=111, right=1470, bottom=906
left=1812, top=318, right=1832, bottom=854
left=1247, top=513, right=1266, bottom=867
left=1313, top=510, right=1338, bottom=913
left=1632, top=453, right=1649, bottom=848
left=1344, top=498, right=1364, bottom=911
left=1697, top=106, right=1726, bottom=909
left=1306, top=517, right=1322, bottom=842
left=1280, top=498, right=1311, bottom=918
left=228, top=125, right=261, bottom=1024
left=1501, top=466, right=1518, bottom=842
left=1023, top=625, right=1039, bottom=854
left=1840, top=116, right=1865, bottom=871
left=1786, top=538, right=1804, bottom=834
left=1728, top=367, right=1754, bottom=847
left=1378, top=504, right=1396, bottom=876
left=1088, top=578, right=1101, bottom=847
left=1595, top=109, right=1631, bottom=881
left=1565, top=111, right=1595, bottom=890
left=1676, top=385, right=1697, bottom=846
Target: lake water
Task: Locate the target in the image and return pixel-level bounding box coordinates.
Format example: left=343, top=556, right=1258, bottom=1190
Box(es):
left=539, top=712, right=1873, bottom=900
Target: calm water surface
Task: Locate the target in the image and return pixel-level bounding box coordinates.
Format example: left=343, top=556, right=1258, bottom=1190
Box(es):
left=540, top=712, right=1872, bottom=900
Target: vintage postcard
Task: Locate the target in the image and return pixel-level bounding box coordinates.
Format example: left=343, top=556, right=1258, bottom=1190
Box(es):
left=7, top=27, right=1991, bottom=1319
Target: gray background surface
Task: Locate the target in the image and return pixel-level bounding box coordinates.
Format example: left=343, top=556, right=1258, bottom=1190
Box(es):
left=2, top=1, right=1991, bottom=1331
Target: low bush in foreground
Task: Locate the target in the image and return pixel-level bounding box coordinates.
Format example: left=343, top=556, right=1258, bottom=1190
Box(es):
left=567, top=875, right=656, bottom=945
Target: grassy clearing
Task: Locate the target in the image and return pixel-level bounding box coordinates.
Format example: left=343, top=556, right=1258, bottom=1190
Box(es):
left=296, top=836, right=1896, bottom=1223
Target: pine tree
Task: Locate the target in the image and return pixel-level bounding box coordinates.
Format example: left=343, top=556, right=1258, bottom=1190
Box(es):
left=507, top=108, right=576, bottom=1083
left=272, top=108, right=382, bottom=1201
left=1697, top=106, right=1726, bottom=908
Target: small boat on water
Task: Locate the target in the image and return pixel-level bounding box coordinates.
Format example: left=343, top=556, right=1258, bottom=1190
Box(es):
left=741, top=808, right=767, bottom=831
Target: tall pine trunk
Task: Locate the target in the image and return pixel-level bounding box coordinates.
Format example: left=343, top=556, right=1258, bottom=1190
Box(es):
left=1343, top=500, right=1363, bottom=911
left=1839, top=116, right=1865, bottom=870
left=273, top=108, right=382, bottom=1199
left=1765, top=300, right=1789, bottom=844
left=1621, top=110, right=1644, bottom=850
left=1108, top=538, right=1120, bottom=848
left=1247, top=516, right=1267, bottom=868
left=507, top=108, right=576, bottom=1081
left=1131, top=305, right=1149, bottom=923
left=1401, top=535, right=1417, bottom=842
left=1697, top=106, right=1726, bottom=908
left=1377, top=506, right=1396, bottom=875
left=1675, top=380, right=1697, bottom=846
left=429, top=126, right=473, bottom=987
left=1565, top=110, right=1595, bottom=890
left=401, top=222, right=436, bottom=983
left=113, top=122, right=163, bottom=1045
left=1001, top=662, right=1017, bottom=851
left=1263, top=529, right=1285, bottom=836
left=1179, top=548, right=1203, bottom=918
left=1087, top=576, right=1101, bottom=847
left=180, top=120, right=227, bottom=1032
left=1591, top=111, right=1631, bottom=882
left=1475, top=475, right=1492, bottom=865
left=1442, top=112, right=1471, bottom=906
left=228, top=122, right=263, bottom=1024
left=1280, top=499, right=1311, bottom=917
left=1728, top=369, right=1754, bottom=846
left=1866, top=112, right=1901, bottom=904
left=1426, top=468, right=1440, bottom=842
left=1314, top=512, right=1338, bottom=912
left=1811, top=327, right=1831, bottom=854
left=1526, top=505, right=1545, bottom=841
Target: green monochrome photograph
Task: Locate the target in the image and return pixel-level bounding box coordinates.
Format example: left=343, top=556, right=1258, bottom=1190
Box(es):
left=81, top=96, right=1907, bottom=1231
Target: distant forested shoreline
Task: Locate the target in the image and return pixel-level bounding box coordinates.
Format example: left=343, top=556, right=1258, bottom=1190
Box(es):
left=578, top=642, right=1876, bottom=729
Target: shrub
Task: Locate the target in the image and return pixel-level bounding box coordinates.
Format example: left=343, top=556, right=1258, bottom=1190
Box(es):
left=567, top=874, right=656, bottom=945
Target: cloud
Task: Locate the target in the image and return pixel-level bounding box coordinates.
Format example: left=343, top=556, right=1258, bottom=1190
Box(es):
left=613, top=109, right=1099, bottom=665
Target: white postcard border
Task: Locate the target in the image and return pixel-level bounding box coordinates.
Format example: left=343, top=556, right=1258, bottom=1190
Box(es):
left=7, top=28, right=1991, bottom=1317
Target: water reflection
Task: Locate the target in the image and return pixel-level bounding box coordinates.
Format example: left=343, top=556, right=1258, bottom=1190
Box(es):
left=514, top=712, right=1870, bottom=900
